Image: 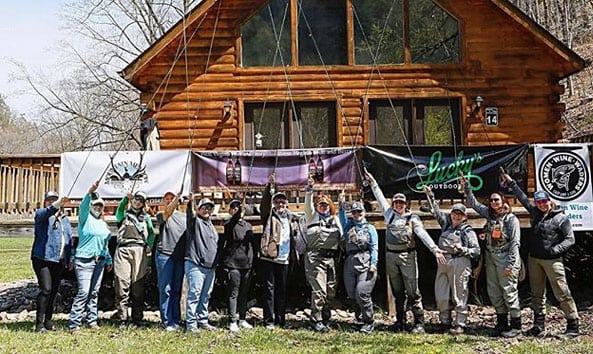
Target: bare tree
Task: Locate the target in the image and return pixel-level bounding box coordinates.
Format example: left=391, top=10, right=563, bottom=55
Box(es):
left=17, top=0, right=201, bottom=152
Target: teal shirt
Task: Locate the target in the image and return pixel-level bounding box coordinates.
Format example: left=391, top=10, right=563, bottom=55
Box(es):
left=76, top=194, right=113, bottom=265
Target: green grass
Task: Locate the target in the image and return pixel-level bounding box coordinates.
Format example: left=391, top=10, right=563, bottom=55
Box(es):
left=0, top=237, right=34, bottom=282
left=1, top=237, right=592, bottom=353
left=0, top=321, right=592, bottom=354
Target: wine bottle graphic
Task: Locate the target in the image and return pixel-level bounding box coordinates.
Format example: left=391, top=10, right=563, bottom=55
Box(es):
left=308, top=154, right=317, bottom=180
left=234, top=158, right=242, bottom=185
left=315, top=154, right=324, bottom=183
left=226, top=157, right=234, bottom=185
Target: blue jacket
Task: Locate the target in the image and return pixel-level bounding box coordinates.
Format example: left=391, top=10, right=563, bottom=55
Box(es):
left=75, top=194, right=113, bottom=265
left=32, top=203, right=73, bottom=263
left=339, top=207, right=378, bottom=267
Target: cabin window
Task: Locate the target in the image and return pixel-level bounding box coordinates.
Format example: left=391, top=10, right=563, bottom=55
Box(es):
left=352, top=0, right=404, bottom=65
left=244, top=101, right=337, bottom=149
left=409, top=0, right=460, bottom=63
left=369, top=98, right=461, bottom=145
left=298, top=0, right=348, bottom=65
left=241, top=0, right=292, bottom=67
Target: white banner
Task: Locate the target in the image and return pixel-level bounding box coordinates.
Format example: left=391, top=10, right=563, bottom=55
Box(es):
left=534, top=144, right=593, bottom=230
left=60, top=150, right=192, bottom=199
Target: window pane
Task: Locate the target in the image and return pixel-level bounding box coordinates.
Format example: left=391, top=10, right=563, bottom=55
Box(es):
left=409, top=0, right=460, bottom=63
left=245, top=102, right=287, bottom=149
left=353, top=0, right=404, bottom=65
left=241, top=0, right=291, bottom=67
left=370, top=101, right=407, bottom=144
left=424, top=105, right=453, bottom=145
left=295, top=102, right=337, bottom=148
left=298, top=0, right=347, bottom=65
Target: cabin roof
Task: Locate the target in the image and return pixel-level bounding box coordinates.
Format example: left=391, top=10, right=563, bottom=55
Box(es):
left=120, top=0, right=586, bottom=89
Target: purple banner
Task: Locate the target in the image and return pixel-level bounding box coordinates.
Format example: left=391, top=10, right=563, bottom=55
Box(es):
left=193, top=148, right=358, bottom=192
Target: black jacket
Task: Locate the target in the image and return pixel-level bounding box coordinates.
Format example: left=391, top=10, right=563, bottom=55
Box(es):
left=220, top=211, right=254, bottom=269
left=512, top=184, right=575, bottom=259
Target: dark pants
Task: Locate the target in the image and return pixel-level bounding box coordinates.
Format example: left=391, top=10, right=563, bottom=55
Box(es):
left=259, top=260, right=288, bottom=326
left=226, top=268, right=252, bottom=322
left=32, top=258, right=64, bottom=326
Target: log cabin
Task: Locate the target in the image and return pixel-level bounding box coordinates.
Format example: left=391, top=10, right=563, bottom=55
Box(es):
left=119, top=0, right=587, bottom=226
left=121, top=0, right=586, bottom=152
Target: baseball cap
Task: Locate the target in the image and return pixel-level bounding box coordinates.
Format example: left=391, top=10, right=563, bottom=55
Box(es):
left=163, top=190, right=176, bottom=198
left=451, top=203, right=467, bottom=215
left=44, top=191, right=59, bottom=201
left=134, top=191, right=148, bottom=203
left=317, top=196, right=330, bottom=205
left=351, top=201, right=364, bottom=212
left=197, top=198, right=215, bottom=209
left=272, top=191, right=288, bottom=201
left=91, top=198, right=105, bottom=206
left=392, top=193, right=406, bottom=202
left=534, top=191, right=550, bottom=202
left=228, top=199, right=242, bottom=209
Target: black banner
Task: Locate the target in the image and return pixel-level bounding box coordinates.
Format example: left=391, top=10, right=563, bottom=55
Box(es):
left=362, top=144, right=528, bottom=199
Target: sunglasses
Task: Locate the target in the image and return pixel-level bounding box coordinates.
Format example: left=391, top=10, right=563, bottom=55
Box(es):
left=134, top=197, right=146, bottom=203
left=273, top=199, right=288, bottom=205
left=317, top=202, right=329, bottom=207
left=200, top=205, right=213, bottom=211
left=490, top=198, right=501, bottom=202
left=535, top=199, right=549, bottom=205
left=351, top=210, right=363, bottom=214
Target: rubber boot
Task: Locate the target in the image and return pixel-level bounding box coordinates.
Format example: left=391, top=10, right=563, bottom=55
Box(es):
left=35, top=310, right=46, bottom=333
left=526, top=314, right=545, bottom=337
left=492, top=313, right=509, bottom=336
left=501, top=317, right=521, bottom=338
left=564, top=318, right=580, bottom=337
left=390, top=307, right=405, bottom=332
left=411, top=313, right=425, bottom=334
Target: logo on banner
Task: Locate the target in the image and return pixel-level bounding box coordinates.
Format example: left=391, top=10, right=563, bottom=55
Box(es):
left=539, top=151, right=589, bottom=201
left=104, top=152, right=148, bottom=192
left=407, top=151, right=484, bottom=192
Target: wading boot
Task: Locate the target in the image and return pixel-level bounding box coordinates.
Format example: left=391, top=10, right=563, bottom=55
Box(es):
left=563, top=318, right=580, bottom=337
left=492, top=313, right=509, bottom=336
left=501, top=317, right=521, bottom=338
left=411, top=314, right=426, bottom=334
left=526, top=314, right=545, bottom=337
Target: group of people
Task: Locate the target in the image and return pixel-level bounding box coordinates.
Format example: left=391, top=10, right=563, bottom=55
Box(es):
left=31, top=170, right=580, bottom=337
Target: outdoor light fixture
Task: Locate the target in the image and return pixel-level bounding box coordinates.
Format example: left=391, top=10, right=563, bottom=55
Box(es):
left=223, top=100, right=232, bottom=116
left=473, top=96, right=484, bottom=114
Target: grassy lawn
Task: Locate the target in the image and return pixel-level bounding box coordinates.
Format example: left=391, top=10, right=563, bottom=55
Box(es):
left=0, top=237, right=34, bottom=282
left=1, top=236, right=592, bottom=353
left=0, top=321, right=592, bottom=354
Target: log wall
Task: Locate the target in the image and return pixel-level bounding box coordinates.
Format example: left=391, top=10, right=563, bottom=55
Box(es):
left=128, top=0, right=577, bottom=151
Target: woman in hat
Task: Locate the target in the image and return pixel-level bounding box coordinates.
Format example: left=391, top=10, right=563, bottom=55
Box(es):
left=31, top=190, right=72, bottom=332
left=220, top=199, right=255, bottom=332
left=68, top=181, right=112, bottom=333
left=338, top=195, right=378, bottom=334
left=185, top=195, right=220, bottom=332
left=460, top=174, right=522, bottom=337
left=424, top=187, right=480, bottom=335
left=502, top=173, right=579, bottom=337
left=155, top=191, right=186, bottom=331
left=303, top=177, right=343, bottom=332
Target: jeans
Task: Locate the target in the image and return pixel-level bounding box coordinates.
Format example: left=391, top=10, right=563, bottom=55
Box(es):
left=226, top=268, right=251, bottom=322
left=185, top=260, right=216, bottom=330
left=156, top=251, right=185, bottom=327
left=259, top=260, right=288, bottom=326
left=32, top=258, right=63, bottom=327
left=68, top=257, right=106, bottom=329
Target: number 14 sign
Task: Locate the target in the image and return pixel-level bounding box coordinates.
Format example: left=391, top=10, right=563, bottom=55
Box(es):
left=485, top=107, right=499, bottom=126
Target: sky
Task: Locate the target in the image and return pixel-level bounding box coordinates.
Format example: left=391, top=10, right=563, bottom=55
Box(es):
left=0, top=0, right=67, bottom=117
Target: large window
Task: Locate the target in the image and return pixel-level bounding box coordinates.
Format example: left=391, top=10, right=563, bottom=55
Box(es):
left=244, top=101, right=337, bottom=149
left=353, top=0, right=404, bottom=65
left=241, top=0, right=291, bottom=67
left=298, top=0, right=347, bottom=65
left=410, top=0, right=460, bottom=63
left=241, top=0, right=460, bottom=67
left=369, top=99, right=461, bottom=145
